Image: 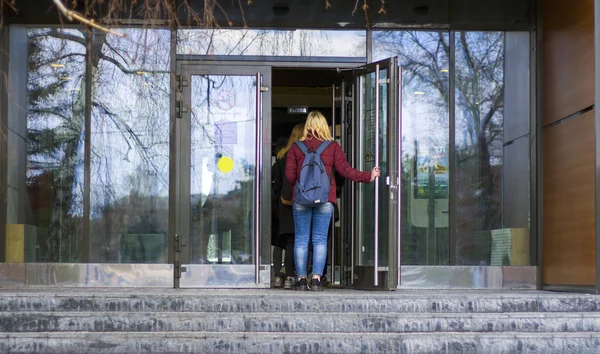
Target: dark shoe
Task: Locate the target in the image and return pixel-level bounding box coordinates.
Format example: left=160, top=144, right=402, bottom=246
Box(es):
left=284, top=276, right=295, bottom=290
left=294, top=277, right=308, bottom=291
left=310, top=277, right=324, bottom=292
left=273, top=276, right=283, bottom=288
left=321, top=275, right=329, bottom=287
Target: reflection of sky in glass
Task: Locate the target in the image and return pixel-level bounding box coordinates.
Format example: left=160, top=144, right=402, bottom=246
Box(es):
left=177, top=29, right=366, bottom=57
left=190, top=75, right=256, bottom=197
left=373, top=31, right=450, bottom=159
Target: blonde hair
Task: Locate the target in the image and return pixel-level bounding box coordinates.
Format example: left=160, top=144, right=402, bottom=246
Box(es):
left=277, top=123, right=305, bottom=159
left=301, top=111, right=334, bottom=141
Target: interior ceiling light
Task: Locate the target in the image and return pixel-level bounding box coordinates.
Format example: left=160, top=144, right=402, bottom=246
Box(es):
left=50, top=63, right=65, bottom=68
left=413, top=91, right=425, bottom=95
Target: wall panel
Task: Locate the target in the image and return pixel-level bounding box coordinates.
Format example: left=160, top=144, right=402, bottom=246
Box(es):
left=542, top=0, right=594, bottom=126
left=542, top=111, right=595, bottom=286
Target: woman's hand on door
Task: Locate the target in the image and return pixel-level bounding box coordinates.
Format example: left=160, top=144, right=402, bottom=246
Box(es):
left=370, top=166, right=381, bottom=181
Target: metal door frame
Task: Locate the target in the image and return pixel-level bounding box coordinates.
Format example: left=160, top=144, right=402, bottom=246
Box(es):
left=347, top=57, right=401, bottom=290
left=174, top=62, right=272, bottom=288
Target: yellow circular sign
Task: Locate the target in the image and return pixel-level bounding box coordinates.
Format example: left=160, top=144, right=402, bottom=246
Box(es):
left=217, top=156, right=234, bottom=173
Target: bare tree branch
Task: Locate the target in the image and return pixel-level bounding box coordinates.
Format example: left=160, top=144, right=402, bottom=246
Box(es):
left=52, top=0, right=126, bottom=37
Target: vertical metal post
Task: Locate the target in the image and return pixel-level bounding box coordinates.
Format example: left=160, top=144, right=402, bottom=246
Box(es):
left=339, top=80, right=347, bottom=287
left=532, top=0, right=543, bottom=290
left=397, top=66, right=403, bottom=286
left=254, top=73, right=262, bottom=284
left=448, top=32, right=457, bottom=266
left=0, top=14, right=10, bottom=263
left=331, top=84, right=336, bottom=284
left=82, top=29, right=93, bottom=263
left=351, top=78, right=358, bottom=285
left=374, top=65, right=380, bottom=286
left=169, top=28, right=179, bottom=288
left=594, top=0, right=600, bottom=294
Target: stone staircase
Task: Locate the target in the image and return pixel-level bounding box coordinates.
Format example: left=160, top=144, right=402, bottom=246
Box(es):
left=0, top=288, right=599, bottom=353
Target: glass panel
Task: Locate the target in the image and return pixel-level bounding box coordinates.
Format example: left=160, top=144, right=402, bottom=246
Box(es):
left=177, top=29, right=366, bottom=57
left=454, top=32, right=505, bottom=265
left=189, top=75, right=257, bottom=265
left=9, top=28, right=87, bottom=262
left=373, top=31, right=450, bottom=265
left=501, top=32, right=531, bottom=266
left=356, top=67, right=389, bottom=267
left=89, top=29, right=170, bottom=263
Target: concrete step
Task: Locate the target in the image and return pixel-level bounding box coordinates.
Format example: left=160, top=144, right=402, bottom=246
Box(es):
left=1, top=311, right=599, bottom=333
left=1, top=331, right=599, bottom=353
left=0, top=289, right=598, bottom=314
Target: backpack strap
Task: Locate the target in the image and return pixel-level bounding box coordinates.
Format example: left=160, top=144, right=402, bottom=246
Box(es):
left=295, top=141, right=309, bottom=155
left=315, top=141, right=332, bottom=155
left=295, top=140, right=332, bottom=155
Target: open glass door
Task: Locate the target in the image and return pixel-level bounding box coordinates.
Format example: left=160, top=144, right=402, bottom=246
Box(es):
left=350, top=57, right=401, bottom=290
left=175, top=63, right=272, bottom=288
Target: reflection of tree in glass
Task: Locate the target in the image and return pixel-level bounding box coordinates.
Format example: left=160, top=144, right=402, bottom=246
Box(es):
left=177, top=29, right=334, bottom=56
left=374, top=31, right=504, bottom=263
left=27, top=29, right=86, bottom=262
left=455, top=32, right=504, bottom=233
left=88, top=29, right=171, bottom=262
left=27, top=28, right=171, bottom=262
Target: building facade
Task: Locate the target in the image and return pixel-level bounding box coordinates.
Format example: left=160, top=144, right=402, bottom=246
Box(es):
left=0, top=0, right=597, bottom=292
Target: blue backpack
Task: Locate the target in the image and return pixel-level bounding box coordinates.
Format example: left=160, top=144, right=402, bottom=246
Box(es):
left=294, top=141, right=332, bottom=207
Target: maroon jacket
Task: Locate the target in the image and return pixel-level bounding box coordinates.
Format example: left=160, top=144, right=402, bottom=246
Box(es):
left=285, top=138, right=371, bottom=204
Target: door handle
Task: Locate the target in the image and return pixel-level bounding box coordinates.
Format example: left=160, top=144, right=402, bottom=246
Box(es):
left=254, top=72, right=262, bottom=285
left=374, top=64, right=380, bottom=287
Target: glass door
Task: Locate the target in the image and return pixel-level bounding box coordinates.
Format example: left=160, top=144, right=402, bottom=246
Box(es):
left=351, top=58, right=401, bottom=290
left=175, top=63, right=272, bottom=288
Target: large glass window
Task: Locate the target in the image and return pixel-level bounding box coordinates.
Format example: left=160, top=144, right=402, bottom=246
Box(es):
left=454, top=32, right=504, bottom=265
left=7, top=28, right=87, bottom=262
left=455, top=31, right=530, bottom=266
left=375, top=30, right=531, bottom=266
left=177, top=29, right=366, bottom=57
left=9, top=27, right=170, bottom=264
left=89, top=29, right=170, bottom=263
left=374, top=31, right=450, bottom=265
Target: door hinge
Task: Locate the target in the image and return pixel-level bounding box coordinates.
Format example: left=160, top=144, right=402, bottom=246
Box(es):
left=174, top=261, right=186, bottom=279
left=176, top=101, right=188, bottom=118
left=174, top=234, right=187, bottom=279
left=177, top=75, right=188, bottom=91
left=260, top=86, right=269, bottom=92
left=175, top=233, right=186, bottom=252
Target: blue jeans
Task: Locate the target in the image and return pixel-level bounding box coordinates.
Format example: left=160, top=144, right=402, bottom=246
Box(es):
left=293, top=202, right=333, bottom=278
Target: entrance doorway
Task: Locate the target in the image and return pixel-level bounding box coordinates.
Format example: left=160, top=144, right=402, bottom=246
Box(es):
left=175, top=57, right=401, bottom=289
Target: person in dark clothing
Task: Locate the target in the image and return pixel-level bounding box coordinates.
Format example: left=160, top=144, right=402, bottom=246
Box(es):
left=320, top=172, right=345, bottom=286
left=286, top=111, right=380, bottom=292
left=272, top=123, right=305, bottom=289
left=271, top=136, right=288, bottom=287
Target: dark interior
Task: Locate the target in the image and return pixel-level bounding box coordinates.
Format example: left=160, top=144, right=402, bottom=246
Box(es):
left=271, top=67, right=342, bottom=155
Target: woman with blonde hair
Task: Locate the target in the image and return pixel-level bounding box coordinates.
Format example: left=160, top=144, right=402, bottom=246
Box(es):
left=272, top=123, right=305, bottom=289
left=285, top=111, right=380, bottom=291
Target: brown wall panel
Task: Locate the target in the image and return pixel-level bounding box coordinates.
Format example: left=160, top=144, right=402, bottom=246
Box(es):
left=543, top=111, right=595, bottom=286
left=542, top=0, right=594, bottom=126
